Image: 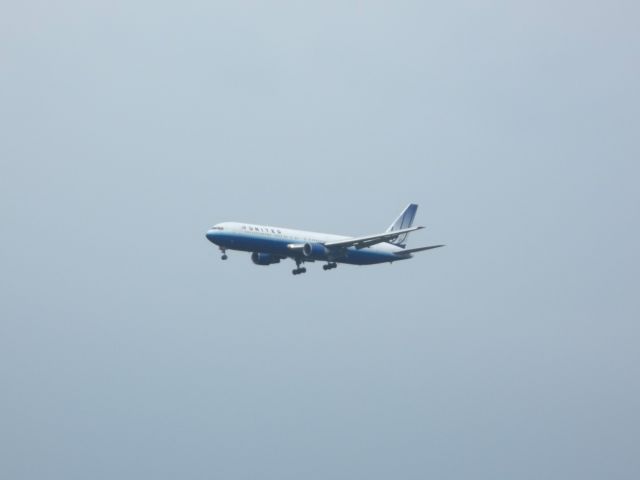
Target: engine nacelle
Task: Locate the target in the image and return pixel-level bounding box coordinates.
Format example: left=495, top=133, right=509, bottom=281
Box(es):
left=302, top=242, right=329, bottom=260
left=251, top=252, right=281, bottom=266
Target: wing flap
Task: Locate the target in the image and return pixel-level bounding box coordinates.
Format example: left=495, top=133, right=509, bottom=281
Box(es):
left=324, top=226, right=424, bottom=249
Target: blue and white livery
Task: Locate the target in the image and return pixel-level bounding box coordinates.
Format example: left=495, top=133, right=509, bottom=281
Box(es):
left=205, top=204, right=444, bottom=275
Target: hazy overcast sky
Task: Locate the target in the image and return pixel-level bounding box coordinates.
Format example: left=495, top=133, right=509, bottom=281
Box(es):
left=1, top=1, right=639, bottom=479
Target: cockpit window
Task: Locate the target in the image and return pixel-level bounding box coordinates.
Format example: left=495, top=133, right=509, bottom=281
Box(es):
left=210, top=226, right=224, bottom=230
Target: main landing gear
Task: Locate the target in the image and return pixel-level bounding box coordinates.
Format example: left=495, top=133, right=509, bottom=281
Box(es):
left=323, top=262, right=337, bottom=271
left=292, top=258, right=307, bottom=275
left=220, top=247, right=228, bottom=260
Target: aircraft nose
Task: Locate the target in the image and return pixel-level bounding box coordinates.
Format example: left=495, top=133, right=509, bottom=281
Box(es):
left=206, top=229, right=218, bottom=243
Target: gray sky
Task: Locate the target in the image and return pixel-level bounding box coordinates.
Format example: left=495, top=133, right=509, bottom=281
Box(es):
left=1, top=1, right=639, bottom=479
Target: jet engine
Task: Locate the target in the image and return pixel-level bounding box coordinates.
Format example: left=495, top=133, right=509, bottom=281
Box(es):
left=251, top=252, right=281, bottom=266
left=302, top=242, right=329, bottom=260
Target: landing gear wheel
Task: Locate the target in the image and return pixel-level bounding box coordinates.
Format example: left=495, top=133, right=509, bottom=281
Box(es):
left=292, top=259, right=307, bottom=275
left=323, top=262, right=337, bottom=271
left=221, top=254, right=228, bottom=260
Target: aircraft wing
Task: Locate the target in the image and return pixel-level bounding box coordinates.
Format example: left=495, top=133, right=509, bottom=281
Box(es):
left=393, top=244, right=445, bottom=255
left=323, top=226, right=424, bottom=250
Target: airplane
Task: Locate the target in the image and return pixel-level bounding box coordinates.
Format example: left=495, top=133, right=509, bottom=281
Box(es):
left=205, top=203, right=444, bottom=275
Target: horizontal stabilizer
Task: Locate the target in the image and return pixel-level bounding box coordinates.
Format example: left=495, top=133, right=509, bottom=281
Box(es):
left=394, top=244, right=445, bottom=255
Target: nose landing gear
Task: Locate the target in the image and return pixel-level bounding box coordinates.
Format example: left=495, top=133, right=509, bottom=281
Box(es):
left=220, top=247, right=228, bottom=260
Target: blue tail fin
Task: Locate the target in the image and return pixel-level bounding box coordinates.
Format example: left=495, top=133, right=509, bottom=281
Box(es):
left=386, top=204, right=418, bottom=246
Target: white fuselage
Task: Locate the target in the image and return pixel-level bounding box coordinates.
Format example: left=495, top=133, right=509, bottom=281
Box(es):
left=206, top=222, right=407, bottom=265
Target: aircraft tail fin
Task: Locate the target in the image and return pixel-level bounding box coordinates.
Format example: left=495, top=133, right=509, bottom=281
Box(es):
left=386, top=203, right=418, bottom=246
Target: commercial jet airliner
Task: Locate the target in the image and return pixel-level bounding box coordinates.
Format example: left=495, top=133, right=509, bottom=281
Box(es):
left=205, top=204, right=444, bottom=275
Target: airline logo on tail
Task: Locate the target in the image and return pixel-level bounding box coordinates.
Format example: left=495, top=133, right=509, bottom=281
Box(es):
left=386, top=203, right=418, bottom=247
